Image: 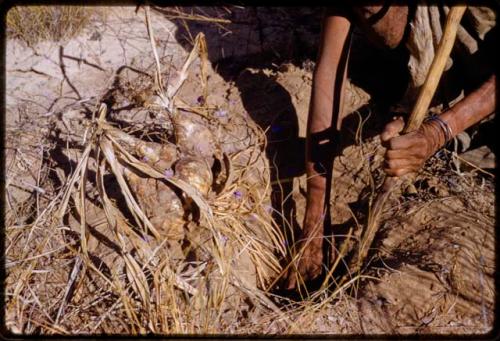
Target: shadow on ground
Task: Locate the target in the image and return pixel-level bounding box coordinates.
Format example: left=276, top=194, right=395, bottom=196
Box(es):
left=154, top=5, right=411, bottom=291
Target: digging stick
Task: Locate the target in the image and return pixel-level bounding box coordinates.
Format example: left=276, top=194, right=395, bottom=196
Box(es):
left=349, top=4, right=467, bottom=274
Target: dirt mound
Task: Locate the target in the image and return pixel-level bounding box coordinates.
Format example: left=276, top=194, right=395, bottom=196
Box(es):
left=5, top=10, right=286, bottom=334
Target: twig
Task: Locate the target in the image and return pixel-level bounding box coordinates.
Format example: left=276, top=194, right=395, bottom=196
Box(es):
left=153, top=7, right=232, bottom=25
left=61, top=53, right=107, bottom=72
left=447, top=149, right=495, bottom=178
left=58, top=46, right=82, bottom=100
left=36, top=146, right=43, bottom=216
left=5, top=244, right=68, bottom=269
left=8, top=181, right=46, bottom=195
left=55, top=256, right=83, bottom=325
left=144, top=6, right=164, bottom=93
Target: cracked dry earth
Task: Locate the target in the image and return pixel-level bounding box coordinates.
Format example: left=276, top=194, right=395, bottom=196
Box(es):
left=5, top=6, right=495, bottom=335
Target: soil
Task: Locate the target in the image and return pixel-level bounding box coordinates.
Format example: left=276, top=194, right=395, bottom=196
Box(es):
left=4, top=6, right=495, bottom=336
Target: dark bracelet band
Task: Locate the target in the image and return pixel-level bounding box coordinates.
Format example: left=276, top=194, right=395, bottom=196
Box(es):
left=424, top=114, right=453, bottom=144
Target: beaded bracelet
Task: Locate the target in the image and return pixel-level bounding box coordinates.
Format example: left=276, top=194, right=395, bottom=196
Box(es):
left=424, top=114, right=453, bottom=145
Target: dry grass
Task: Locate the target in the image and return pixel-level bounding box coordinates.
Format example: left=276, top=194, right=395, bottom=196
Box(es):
left=6, top=6, right=97, bottom=45
left=4, top=8, right=363, bottom=334
left=8, top=6, right=490, bottom=335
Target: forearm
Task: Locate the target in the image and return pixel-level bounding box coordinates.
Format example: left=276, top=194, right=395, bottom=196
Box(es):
left=304, top=13, right=351, bottom=233
left=441, top=74, right=496, bottom=140
left=304, top=66, right=342, bottom=222
left=308, top=13, right=352, bottom=135
left=382, top=74, right=496, bottom=177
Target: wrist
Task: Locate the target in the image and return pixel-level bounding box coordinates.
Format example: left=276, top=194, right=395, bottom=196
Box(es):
left=303, top=211, right=325, bottom=236
left=423, top=114, right=453, bottom=153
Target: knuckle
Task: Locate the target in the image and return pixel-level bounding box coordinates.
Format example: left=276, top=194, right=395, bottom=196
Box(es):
left=380, top=132, right=390, bottom=142
left=417, top=149, right=427, bottom=158
left=395, top=169, right=406, bottom=176
left=387, top=159, right=398, bottom=169
left=384, top=168, right=395, bottom=176
left=387, top=121, right=399, bottom=131
left=388, top=139, right=397, bottom=150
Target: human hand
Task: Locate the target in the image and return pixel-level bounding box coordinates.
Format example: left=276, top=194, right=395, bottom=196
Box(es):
left=380, top=116, right=448, bottom=177
left=282, top=216, right=325, bottom=290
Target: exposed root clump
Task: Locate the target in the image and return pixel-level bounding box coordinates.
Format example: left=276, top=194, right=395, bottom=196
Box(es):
left=4, top=20, right=293, bottom=333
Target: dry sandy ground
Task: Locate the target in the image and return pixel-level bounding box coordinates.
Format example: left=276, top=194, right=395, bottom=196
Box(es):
left=4, top=6, right=496, bottom=335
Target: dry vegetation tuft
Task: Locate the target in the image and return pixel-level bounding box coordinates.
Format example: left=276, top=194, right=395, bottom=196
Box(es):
left=5, top=8, right=356, bottom=334
left=6, top=6, right=97, bottom=45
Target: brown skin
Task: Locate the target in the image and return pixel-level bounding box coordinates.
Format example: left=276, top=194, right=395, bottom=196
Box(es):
left=382, top=73, right=496, bottom=177
left=284, top=6, right=496, bottom=290
left=283, top=9, right=352, bottom=290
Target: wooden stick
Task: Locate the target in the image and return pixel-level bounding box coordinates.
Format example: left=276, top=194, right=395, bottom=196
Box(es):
left=349, top=4, right=467, bottom=274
